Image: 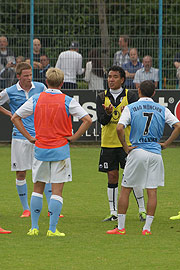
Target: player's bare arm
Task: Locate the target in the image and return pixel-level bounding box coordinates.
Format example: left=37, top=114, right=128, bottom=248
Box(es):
left=66, top=114, right=92, bottom=143
left=11, top=113, right=36, bottom=144
left=0, top=106, right=12, bottom=118
left=117, top=123, right=136, bottom=154
left=159, top=122, right=180, bottom=150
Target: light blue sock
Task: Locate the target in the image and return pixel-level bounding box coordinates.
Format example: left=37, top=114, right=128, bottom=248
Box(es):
left=30, top=192, right=43, bottom=230
left=16, top=179, right=29, bottom=211
left=44, top=183, right=52, bottom=207
left=49, top=195, right=63, bottom=233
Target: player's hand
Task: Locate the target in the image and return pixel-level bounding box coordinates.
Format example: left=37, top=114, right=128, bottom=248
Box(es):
left=29, top=137, right=36, bottom=144
left=159, top=142, right=167, bottom=150
left=65, top=136, right=75, bottom=143
left=125, top=146, right=137, bottom=154
left=102, top=103, right=113, bottom=115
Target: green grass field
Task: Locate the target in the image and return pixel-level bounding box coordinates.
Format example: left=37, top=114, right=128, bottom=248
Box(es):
left=0, top=145, right=180, bottom=270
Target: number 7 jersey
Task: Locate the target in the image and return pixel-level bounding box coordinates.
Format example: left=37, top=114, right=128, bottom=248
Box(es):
left=119, top=97, right=179, bottom=155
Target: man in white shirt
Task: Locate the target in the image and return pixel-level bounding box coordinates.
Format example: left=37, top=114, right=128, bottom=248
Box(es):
left=133, top=55, right=159, bottom=89
left=55, top=41, right=84, bottom=89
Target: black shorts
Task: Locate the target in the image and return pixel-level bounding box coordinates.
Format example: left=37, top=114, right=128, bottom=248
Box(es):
left=98, top=147, right=127, bottom=172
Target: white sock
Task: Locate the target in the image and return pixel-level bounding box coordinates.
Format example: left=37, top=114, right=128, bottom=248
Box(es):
left=118, top=214, right=126, bottom=230
left=143, top=215, right=154, bottom=231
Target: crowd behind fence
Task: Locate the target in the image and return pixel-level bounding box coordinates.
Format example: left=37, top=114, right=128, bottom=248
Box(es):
left=0, top=0, right=180, bottom=91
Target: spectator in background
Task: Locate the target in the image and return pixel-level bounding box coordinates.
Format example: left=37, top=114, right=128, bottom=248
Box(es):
left=84, top=48, right=104, bottom=90
left=113, top=35, right=130, bottom=67
left=133, top=55, right=159, bottom=89
left=174, top=52, right=180, bottom=70
left=55, top=41, right=84, bottom=89
left=0, top=36, right=15, bottom=89
left=26, top=38, right=42, bottom=81
left=122, top=48, right=142, bottom=89
left=39, top=54, right=51, bottom=86
left=176, top=66, right=180, bottom=89
left=174, top=52, right=180, bottom=89
left=0, top=56, right=25, bottom=88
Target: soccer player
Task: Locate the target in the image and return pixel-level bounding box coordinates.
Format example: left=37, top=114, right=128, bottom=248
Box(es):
left=11, top=67, right=92, bottom=237
left=96, top=65, right=146, bottom=222
left=107, top=80, right=180, bottom=235
left=0, top=62, right=50, bottom=218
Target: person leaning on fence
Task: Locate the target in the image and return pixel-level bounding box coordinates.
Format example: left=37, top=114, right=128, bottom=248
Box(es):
left=96, top=65, right=146, bottom=223
left=84, top=48, right=104, bottom=90
left=174, top=52, right=180, bottom=89
left=106, top=80, right=180, bottom=236
left=0, top=56, right=25, bottom=88
left=113, top=35, right=130, bottom=67
left=122, top=48, right=143, bottom=89
left=26, top=38, right=43, bottom=81
left=133, top=55, right=159, bottom=89
left=0, top=36, right=15, bottom=89
left=55, top=41, right=84, bottom=90
left=38, top=54, right=51, bottom=86
left=11, top=67, right=92, bottom=237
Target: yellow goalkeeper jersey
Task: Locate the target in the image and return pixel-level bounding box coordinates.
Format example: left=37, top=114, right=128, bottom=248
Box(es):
left=101, top=89, right=131, bottom=148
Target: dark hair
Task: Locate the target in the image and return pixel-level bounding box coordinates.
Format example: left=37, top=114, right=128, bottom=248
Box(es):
left=108, top=65, right=126, bottom=83
left=140, top=80, right=155, bottom=97
left=88, top=49, right=104, bottom=77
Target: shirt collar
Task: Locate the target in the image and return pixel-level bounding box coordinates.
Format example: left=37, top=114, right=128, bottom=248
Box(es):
left=45, top=88, right=62, bottom=94
left=142, top=67, right=153, bottom=73
left=139, top=97, right=154, bottom=102
left=17, top=81, right=35, bottom=91
left=110, top=87, right=123, bottom=95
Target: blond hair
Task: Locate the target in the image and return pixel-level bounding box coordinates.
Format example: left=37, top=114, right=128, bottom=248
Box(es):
left=16, top=62, right=32, bottom=75
left=46, top=68, right=64, bottom=87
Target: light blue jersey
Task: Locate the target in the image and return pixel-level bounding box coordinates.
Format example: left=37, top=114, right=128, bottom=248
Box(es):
left=128, top=100, right=165, bottom=154
left=6, top=82, right=45, bottom=139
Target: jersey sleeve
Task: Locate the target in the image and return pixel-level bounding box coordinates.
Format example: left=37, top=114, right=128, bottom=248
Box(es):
left=0, top=89, right=10, bottom=105
left=165, top=107, right=179, bottom=127
left=15, top=97, right=34, bottom=118
left=118, top=106, right=131, bottom=127
left=69, top=98, right=88, bottom=119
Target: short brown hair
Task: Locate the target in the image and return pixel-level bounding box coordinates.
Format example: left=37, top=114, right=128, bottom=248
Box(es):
left=16, top=62, right=32, bottom=75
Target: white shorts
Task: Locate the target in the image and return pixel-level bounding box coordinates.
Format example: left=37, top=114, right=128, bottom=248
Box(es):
left=121, top=148, right=164, bottom=189
left=11, top=138, right=35, bottom=171
left=32, top=157, right=72, bottom=184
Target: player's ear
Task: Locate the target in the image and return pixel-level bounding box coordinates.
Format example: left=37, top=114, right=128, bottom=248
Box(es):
left=138, top=88, right=141, bottom=97
left=152, top=91, right=156, bottom=97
